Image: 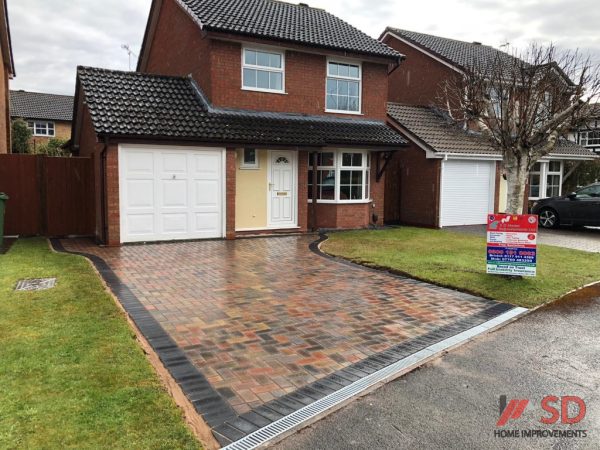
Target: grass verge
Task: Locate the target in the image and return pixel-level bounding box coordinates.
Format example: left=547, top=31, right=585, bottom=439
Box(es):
left=322, top=227, right=600, bottom=308
left=0, top=238, right=201, bottom=449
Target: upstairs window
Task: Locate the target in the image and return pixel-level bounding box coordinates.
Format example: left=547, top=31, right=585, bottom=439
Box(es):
left=326, top=61, right=361, bottom=114
left=579, top=130, right=600, bottom=147
left=242, top=48, right=284, bottom=93
left=27, top=121, right=55, bottom=137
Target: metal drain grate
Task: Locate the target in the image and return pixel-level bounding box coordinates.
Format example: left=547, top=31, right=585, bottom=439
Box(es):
left=222, top=307, right=528, bottom=450
left=15, top=278, right=57, bottom=292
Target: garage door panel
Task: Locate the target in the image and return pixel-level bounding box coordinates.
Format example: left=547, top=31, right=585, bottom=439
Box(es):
left=192, top=153, right=221, bottom=177
left=162, top=179, right=188, bottom=208
left=126, top=213, right=155, bottom=236
left=441, top=160, right=494, bottom=227
left=120, top=146, right=224, bottom=243
left=126, top=180, right=154, bottom=208
left=194, top=212, right=220, bottom=232
left=162, top=152, right=188, bottom=173
left=124, top=151, right=155, bottom=175
left=194, top=180, right=220, bottom=208
left=161, top=213, right=189, bottom=234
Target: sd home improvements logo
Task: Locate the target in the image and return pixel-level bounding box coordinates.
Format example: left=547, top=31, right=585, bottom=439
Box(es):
left=495, top=395, right=588, bottom=439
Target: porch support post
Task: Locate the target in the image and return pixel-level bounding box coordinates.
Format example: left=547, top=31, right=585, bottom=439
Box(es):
left=311, top=151, right=318, bottom=231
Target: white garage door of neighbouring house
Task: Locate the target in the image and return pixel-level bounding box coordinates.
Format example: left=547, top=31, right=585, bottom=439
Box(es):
left=440, top=160, right=495, bottom=227
left=119, top=145, right=225, bottom=243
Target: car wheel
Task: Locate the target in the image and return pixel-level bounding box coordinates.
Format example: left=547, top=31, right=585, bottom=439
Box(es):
left=539, top=208, right=559, bottom=229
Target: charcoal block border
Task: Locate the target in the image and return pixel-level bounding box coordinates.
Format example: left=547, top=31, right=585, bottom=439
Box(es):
left=52, top=237, right=514, bottom=446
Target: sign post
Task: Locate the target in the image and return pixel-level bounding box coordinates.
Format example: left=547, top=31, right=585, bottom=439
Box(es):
left=486, top=214, right=538, bottom=277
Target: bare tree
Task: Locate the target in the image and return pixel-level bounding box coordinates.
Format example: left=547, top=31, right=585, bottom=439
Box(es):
left=439, top=43, right=600, bottom=214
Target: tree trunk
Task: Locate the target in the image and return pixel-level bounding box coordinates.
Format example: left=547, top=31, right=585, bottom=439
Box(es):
left=504, top=152, right=529, bottom=215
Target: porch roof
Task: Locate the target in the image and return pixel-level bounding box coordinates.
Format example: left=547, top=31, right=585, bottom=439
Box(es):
left=76, top=66, right=407, bottom=148
left=387, top=103, right=597, bottom=160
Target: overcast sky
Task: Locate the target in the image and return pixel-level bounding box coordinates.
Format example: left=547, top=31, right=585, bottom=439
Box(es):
left=8, top=0, right=600, bottom=95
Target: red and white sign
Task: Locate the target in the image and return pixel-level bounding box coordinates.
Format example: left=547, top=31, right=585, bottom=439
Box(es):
left=487, top=214, right=538, bottom=277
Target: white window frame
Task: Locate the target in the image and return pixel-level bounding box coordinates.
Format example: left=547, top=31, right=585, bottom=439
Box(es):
left=325, top=58, right=362, bottom=115
left=308, top=149, right=371, bottom=204
left=27, top=120, right=55, bottom=137
left=529, top=161, right=563, bottom=200
left=240, top=148, right=259, bottom=170
left=579, top=129, right=600, bottom=147
left=545, top=160, right=563, bottom=199
left=241, top=46, right=286, bottom=94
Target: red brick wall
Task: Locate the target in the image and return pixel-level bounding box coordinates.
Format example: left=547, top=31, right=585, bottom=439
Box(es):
left=297, top=150, right=309, bottom=232
left=141, top=0, right=389, bottom=120
left=385, top=142, right=440, bottom=227
left=143, top=0, right=212, bottom=98
left=105, top=145, right=120, bottom=246
left=210, top=39, right=388, bottom=120
left=384, top=34, right=461, bottom=107
left=77, top=104, right=106, bottom=241
left=225, top=148, right=236, bottom=239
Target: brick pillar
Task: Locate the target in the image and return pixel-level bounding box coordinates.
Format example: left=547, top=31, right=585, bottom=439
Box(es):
left=105, top=145, right=121, bottom=246
left=370, top=154, right=385, bottom=226
left=226, top=148, right=236, bottom=239
left=297, top=150, right=308, bottom=232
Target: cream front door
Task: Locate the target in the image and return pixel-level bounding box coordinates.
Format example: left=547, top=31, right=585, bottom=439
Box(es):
left=268, top=151, right=296, bottom=227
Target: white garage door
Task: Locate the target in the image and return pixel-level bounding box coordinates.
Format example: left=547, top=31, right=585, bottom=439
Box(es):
left=119, top=145, right=224, bottom=243
left=440, top=160, right=495, bottom=227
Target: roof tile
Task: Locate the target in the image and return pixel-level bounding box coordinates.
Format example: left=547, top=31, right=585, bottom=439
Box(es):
left=78, top=66, right=406, bottom=147
left=10, top=90, right=74, bottom=121
left=180, top=0, right=401, bottom=59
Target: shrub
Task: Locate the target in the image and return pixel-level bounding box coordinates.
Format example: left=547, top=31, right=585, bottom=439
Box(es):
left=11, top=118, right=32, bottom=153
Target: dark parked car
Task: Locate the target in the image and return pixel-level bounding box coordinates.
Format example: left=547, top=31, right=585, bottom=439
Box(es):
left=532, top=183, right=600, bottom=228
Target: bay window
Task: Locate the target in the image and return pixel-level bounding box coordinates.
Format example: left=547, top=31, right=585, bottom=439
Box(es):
left=529, top=161, right=563, bottom=200
left=308, top=150, right=370, bottom=202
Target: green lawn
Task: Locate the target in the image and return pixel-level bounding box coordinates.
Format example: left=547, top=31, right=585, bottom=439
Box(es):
left=0, top=239, right=201, bottom=450
left=322, top=227, right=600, bottom=308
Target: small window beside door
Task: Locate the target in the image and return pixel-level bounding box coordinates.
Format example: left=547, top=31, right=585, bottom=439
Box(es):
left=241, top=148, right=259, bottom=169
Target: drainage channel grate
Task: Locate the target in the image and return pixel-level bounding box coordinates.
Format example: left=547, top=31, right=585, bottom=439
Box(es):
left=222, top=307, right=528, bottom=450
left=15, top=278, right=57, bottom=292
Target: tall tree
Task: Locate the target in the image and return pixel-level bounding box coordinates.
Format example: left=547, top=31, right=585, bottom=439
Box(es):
left=439, top=44, right=600, bottom=214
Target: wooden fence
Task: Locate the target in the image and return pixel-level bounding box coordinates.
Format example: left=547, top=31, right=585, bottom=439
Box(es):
left=0, top=154, right=95, bottom=237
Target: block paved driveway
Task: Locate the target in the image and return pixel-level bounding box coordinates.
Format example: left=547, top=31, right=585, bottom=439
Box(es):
left=60, top=235, right=510, bottom=442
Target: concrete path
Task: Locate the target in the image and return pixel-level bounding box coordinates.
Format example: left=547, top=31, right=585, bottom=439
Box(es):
left=276, top=286, right=600, bottom=450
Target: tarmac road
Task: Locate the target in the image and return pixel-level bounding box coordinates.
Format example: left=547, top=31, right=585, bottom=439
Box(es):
left=276, top=285, right=600, bottom=450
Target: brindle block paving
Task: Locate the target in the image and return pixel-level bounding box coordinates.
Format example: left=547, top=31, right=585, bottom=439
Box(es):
left=57, top=236, right=511, bottom=444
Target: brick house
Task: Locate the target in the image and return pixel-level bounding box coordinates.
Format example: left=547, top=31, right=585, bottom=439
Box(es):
left=0, top=0, right=15, bottom=154
left=381, top=28, right=596, bottom=227
left=9, top=90, right=74, bottom=149
left=71, top=0, right=406, bottom=246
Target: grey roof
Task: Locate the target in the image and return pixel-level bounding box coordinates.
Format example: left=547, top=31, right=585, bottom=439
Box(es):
left=10, top=90, right=74, bottom=121
left=385, top=28, right=522, bottom=72
left=387, top=103, right=596, bottom=159
left=77, top=66, right=406, bottom=147
left=179, top=0, right=402, bottom=59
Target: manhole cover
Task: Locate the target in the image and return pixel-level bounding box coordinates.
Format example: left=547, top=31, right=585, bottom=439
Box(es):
left=15, top=278, right=57, bottom=292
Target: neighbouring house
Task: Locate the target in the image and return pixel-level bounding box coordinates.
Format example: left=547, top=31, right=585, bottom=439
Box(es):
left=570, top=103, right=600, bottom=154
left=0, top=0, right=15, bottom=153
left=71, top=0, right=406, bottom=246
left=9, top=90, right=74, bottom=149
left=380, top=28, right=597, bottom=228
